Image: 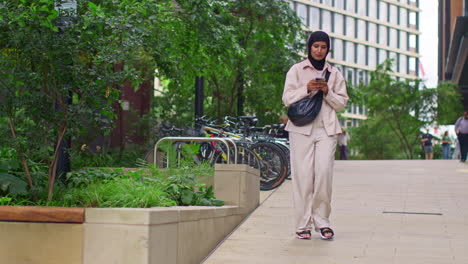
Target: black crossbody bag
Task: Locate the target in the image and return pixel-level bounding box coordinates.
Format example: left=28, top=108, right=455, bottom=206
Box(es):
left=287, top=70, right=331, bottom=127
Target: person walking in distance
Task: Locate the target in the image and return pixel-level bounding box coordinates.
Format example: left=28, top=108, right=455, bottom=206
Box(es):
left=282, top=31, right=348, bottom=240
left=455, top=110, right=468, bottom=163
left=338, top=129, right=350, bottom=160
left=441, top=131, right=452, bottom=160
left=421, top=130, right=434, bottom=160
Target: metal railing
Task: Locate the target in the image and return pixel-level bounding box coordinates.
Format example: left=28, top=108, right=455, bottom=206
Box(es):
left=153, top=137, right=238, bottom=167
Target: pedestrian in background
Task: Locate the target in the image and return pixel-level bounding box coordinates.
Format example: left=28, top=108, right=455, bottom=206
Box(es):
left=441, top=131, right=452, bottom=160
left=338, top=129, right=350, bottom=160
left=421, top=130, right=434, bottom=160
left=282, top=31, right=348, bottom=240
left=455, top=110, right=468, bottom=163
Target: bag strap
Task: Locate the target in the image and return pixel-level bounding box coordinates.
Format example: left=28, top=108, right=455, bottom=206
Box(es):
left=325, top=69, right=331, bottom=82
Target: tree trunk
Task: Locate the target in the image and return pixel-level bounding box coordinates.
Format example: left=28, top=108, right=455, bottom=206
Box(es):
left=47, top=123, right=67, bottom=201
left=8, top=117, right=38, bottom=202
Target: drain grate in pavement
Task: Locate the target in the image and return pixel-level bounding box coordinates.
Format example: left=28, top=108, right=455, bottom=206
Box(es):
left=382, top=211, right=442, bottom=216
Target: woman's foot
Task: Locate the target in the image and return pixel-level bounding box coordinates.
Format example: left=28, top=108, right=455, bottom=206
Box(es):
left=319, top=227, right=334, bottom=240
left=296, top=230, right=311, bottom=240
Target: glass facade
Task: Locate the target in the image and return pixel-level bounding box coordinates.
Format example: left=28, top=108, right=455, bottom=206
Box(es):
left=334, top=13, right=344, bottom=35
left=321, top=10, right=332, bottom=32
left=333, top=38, right=344, bottom=61
left=345, top=16, right=355, bottom=38
left=309, top=7, right=320, bottom=29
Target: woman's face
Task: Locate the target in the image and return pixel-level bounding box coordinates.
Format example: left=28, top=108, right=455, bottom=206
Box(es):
left=310, top=41, right=328, bottom=61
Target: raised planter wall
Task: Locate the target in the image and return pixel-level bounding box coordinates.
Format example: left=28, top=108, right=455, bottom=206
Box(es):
left=0, top=164, right=259, bottom=264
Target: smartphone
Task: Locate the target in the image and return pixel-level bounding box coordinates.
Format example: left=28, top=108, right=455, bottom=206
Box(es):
left=315, top=77, right=325, bottom=81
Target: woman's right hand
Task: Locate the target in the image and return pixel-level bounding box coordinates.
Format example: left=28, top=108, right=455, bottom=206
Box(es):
left=307, top=80, right=322, bottom=92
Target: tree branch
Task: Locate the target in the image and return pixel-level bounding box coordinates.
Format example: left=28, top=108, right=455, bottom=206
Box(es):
left=8, top=116, right=38, bottom=202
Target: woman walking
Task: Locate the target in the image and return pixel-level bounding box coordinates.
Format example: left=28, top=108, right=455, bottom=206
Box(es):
left=282, top=31, right=348, bottom=240
left=441, top=131, right=451, bottom=160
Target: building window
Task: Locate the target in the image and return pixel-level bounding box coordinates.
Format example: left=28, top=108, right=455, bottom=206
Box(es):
left=389, top=28, right=398, bottom=48
left=322, top=0, right=332, bottom=6
left=399, top=8, right=408, bottom=27
left=358, top=70, right=365, bottom=84
left=346, top=0, right=356, bottom=13
left=368, top=0, right=378, bottom=18
left=378, top=25, right=388, bottom=45
left=345, top=16, right=355, bottom=38
left=389, top=52, right=398, bottom=72
left=409, top=33, right=417, bottom=51
left=399, top=54, right=407, bottom=74
left=346, top=41, right=355, bottom=63
left=389, top=4, right=398, bottom=24
left=368, top=47, right=377, bottom=68
left=321, top=10, right=332, bottom=32
left=378, top=49, right=388, bottom=65
left=347, top=68, right=355, bottom=85
left=309, top=7, right=320, bottom=29
left=334, top=0, right=345, bottom=9
left=289, top=1, right=294, bottom=10
left=357, top=44, right=366, bottom=65
left=399, top=31, right=407, bottom=50
left=409, top=11, right=417, bottom=27
left=334, top=13, right=344, bottom=35
left=296, top=3, right=308, bottom=26
left=378, top=1, right=388, bottom=22
left=357, top=19, right=366, bottom=41
left=352, top=119, right=359, bottom=127
left=357, top=0, right=367, bottom=16
left=368, top=22, right=377, bottom=43
left=409, top=57, right=417, bottom=74
left=333, top=38, right=344, bottom=61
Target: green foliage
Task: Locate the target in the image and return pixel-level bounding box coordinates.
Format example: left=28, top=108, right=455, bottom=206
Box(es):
left=0, top=172, right=28, bottom=197
left=351, top=60, right=462, bottom=159
left=0, top=0, right=303, bottom=200
left=69, top=145, right=147, bottom=169
left=437, top=81, right=464, bottom=125
left=0, top=196, right=13, bottom=206
left=2, top=165, right=221, bottom=208
left=152, top=0, right=304, bottom=125
left=53, top=170, right=176, bottom=208
left=0, top=149, right=29, bottom=197
left=164, top=173, right=223, bottom=206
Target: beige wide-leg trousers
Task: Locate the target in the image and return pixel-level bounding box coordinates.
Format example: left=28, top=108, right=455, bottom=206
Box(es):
left=289, top=124, right=337, bottom=232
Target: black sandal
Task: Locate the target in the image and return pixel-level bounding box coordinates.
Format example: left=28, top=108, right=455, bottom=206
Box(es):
left=319, top=228, right=334, bottom=240
left=295, top=230, right=311, bottom=240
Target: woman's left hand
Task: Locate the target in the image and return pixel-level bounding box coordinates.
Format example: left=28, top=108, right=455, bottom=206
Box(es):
left=317, top=81, right=328, bottom=95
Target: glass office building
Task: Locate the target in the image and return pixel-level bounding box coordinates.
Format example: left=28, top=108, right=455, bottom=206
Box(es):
left=289, top=0, right=421, bottom=127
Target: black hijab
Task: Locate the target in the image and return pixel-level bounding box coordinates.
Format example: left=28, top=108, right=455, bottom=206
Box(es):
left=307, top=31, right=330, bottom=70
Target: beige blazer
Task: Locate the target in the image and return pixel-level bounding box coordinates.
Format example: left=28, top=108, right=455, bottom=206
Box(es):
left=282, top=59, right=349, bottom=136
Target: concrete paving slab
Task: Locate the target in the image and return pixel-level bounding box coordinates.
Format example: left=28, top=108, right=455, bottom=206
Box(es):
left=203, top=160, right=468, bottom=264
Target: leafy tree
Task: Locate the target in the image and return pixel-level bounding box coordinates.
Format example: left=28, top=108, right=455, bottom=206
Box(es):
left=0, top=0, right=177, bottom=200
left=0, top=0, right=304, bottom=201
left=154, top=0, right=304, bottom=125
left=436, top=81, right=463, bottom=125
left=352, top=60, right=462, bottom=159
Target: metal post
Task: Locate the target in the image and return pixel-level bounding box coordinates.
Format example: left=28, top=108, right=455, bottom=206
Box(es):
left=195, top=76, right=204, bottom=119
left=55, top=1, right=77, bottom=183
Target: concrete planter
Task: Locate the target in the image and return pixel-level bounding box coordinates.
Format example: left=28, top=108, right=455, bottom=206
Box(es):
left=0, top=164, right=259, bottom=264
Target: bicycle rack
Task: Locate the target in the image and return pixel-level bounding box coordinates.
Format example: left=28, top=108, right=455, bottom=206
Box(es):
left=154, top=137, right=238, bottom=167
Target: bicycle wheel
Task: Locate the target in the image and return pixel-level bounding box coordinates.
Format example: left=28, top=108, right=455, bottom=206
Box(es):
left=249, top=142, right=288, bottom=191
left=210, top=143, right=261, bottom=170
left=274, top=142, right=291, bottom=179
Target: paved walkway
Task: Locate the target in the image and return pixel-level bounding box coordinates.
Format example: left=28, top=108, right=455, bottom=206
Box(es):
left=203, top=160, right=468, bottom=264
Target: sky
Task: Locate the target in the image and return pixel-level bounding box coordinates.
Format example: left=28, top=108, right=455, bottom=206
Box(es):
left=419, top=0, right=439, bottom=88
